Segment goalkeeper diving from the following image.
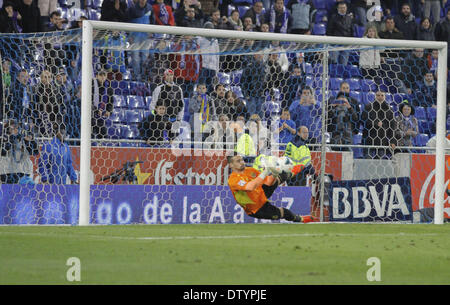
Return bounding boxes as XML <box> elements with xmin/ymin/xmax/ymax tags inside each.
<box><xmin>227</xmin><ymin>154</ymin><xmax>316</xmax><ymax>223</ymax></box>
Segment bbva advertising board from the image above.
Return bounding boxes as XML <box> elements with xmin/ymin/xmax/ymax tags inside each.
<box><xmin>329</xmin><ymin>177</ymin><xmax>413</xmax><ymax>222</ymax></box>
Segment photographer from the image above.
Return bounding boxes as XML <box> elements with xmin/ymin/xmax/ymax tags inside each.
<box><xmin>0</xmin><ymin>120</ymin><xmax>38</xmax><ymax>184</ymax></box>
<box><xmin>327</xmin><ymin>92</ymin><xmax>358</xmax><ymax>151</ymax></box>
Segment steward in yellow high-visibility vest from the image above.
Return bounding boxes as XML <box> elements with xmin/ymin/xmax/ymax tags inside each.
<box><xmin>284</xmin><ymin>126</ymin><xmax>316</xmax><ymax>186</ymax></box>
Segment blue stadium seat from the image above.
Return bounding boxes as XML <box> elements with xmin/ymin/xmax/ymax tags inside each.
<box><xmin>315</xmin><ymin>9</ymin><xmax>328</xmax><ymax>22</ymax></box>
<box><xmin>329</xmin><ymin>64</ymin><xmax>346</xmax><ymax>78</ymax></box>
<box><xmin>109</xmin><ymin>109</ymin><xmax>126</xmax><ymax>124</ymax></box>
<box><xmin>237</xmin><ymin>6</ymin><xmax>250</xmax><ymax>18</ymax></box>
<box><xmin>231</xmin><ymin>86</ymin><xmax>244</xmax><ymax>98</ymax></box>
<box><xmin>354</xmin><ymin>25</ymin><xmax>365</xmax><ymax>38</ymax></box>
<box><xmin>112</xmin><ymin>95</ymin><xmax>128</xmax><ymax>108</ymax></box>
<box><xmin>361</xmin><ymin>79</ymin><xmax>377</xmax><ymax>92</ymax></box>
<box><xmin>217</xmin><ymin>72</ymin><xmax>231</xmax><ymax>85</ymax></box>
<box><xmin>125</xmin><ymin>110</ymin><xmax>143</xmax><ymax>125</ymax></box>
<box><xmin>227</xmin><ymin>4</ymin><xmax>236</xmax><ymax>17</ymax></box>
<box><xmin>362</xmin><ymin>92</ymin><xmax>375</xmax><ymax>107</ymax></box>
<box><xmin>349</xmin><ymin>91</ymin><xmax>361</xmax><ymax>103</ymax></box>
<box><xmin>348</xmin><ymin>65</ymin><xmax>362</xmax><ymax>78</ymax></box>
<box><xmin>418</xmin><ymin>120</ymin><xmax>430</xmax><ymax>134</ymax></box>
<box><xmin>312</xmin><ymin>23</ymin><xmax>326</xmax><ymax>35</ymax></box>
<box><xmin>305</xmin><ymin>75</ymin><xmax>314</xmax><ymax>87</ymax></box>
<box><xmin>393</xmin><ymin>93</ymin><xmax>409</xmax><ymax>105</ymax></box>
<box><xmin>107</xmin><ymin>124</ymin><xmax>125</xmax><ymax>139</ymax></box>
<box><xmin>145</xmin><ymin>97</ymin><xmax>152</xmax><ymax>109</ymax></box>
<box><xmin>346</xmin><ymin>78</ymin><xmax>361</xmax><ymax>91</ymax></box>
<box><xmin>231</xmin><ymin>70</ymin><xmax>242</xmax><ymax>85</ymax></box>
<box><xmin>122</xmin><ymin>125</ymin><xmax>141</xmax><ymax>140</ymax></box>
<box><xmin>352</xmin><ymin>133</ymin><xmax>363</xmax><ymax>159</ymax></box>
<box><xmin>414</xmin><ymin>133</ymin><xmax>429</xmax><ymax>147</ymax></box>
<box><xmin>127</xmin><ymin>95</ymin><xmax>146</xmax><ymax>109</ymax></box>
<box><xmin>129</xmin><ymin>81</ymin><xmax>151</xmax><ymax>96</ymax></box>
<box><xmin>426</xmin><ymin>107</ymin><xmax>437</xmax><ymax>121</ymax></box>
<box><xmin>313</xmin><ymin>64</ymin><xmax>323</xmax><ymax>75</ymax></box>
<box><xmin>313</xmin><ymin>0</ymin><xmax>327</xmax><ymax>9</ymax></box>
<box><xmin>330</xmin><ymin>77</ymin><xmax>343</xmax><ymax>90</ymax></box>
<box><xmin>87</xmin><ymin>8</ymin><xmax>101</xmax><ymax>20</ymax></box>
<box><xmin>415</xmin><ymin>106</ymin><xmax>426</xmax><ymax>120</ymax></box>
<box><xmin>385</xmin><ymin>93</ymin><xmax>393</xmax><ymax>104</ymax></box>
<box><xmin>304</xmin><ymin>63</ymin><xmax>313</xmax><ymax>75</ymax></box>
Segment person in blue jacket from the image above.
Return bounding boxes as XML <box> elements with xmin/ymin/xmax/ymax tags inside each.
<box><xmin>38</xmin><ymin>125</ymin><xmax>78</xmax><ymax>184</ymax></box>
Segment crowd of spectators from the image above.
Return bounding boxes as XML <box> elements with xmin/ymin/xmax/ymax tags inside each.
<box><xmin>0</xmin><ymin>0</ymin><xmax>449</xmax><ymax>165</ymax></box>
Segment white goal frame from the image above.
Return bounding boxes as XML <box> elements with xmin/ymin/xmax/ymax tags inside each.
<box><xmin>80</xmin><ymin>20</ymin><xmax>448</xmax><ymax>225</ymax></box>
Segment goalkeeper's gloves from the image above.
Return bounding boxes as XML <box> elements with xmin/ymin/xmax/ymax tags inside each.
<box><xmin>291</xmin><ymin>164</ymin><xmax>305</xmax><ymax>176</ymax></box>
<box><xmin>258</xmin><ymin>168</ymin><xmax>271</xmax><ymax>180</ymax></box>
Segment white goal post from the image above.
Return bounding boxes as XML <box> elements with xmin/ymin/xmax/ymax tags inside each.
<box><xmin>80</xmin><ymin>20</ymin><xmax>448</xmax><ymax>225</ymax></box>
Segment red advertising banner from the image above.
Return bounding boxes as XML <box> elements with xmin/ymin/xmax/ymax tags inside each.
<box><xmin>30</xmin><ymin>147</ymin><xmax>343</xmax><ymax>185</ymax></box>
<box><xmin>410</xmin><ymin>154</ymin><xmax>450</xmax><ymax>218</ymax></box>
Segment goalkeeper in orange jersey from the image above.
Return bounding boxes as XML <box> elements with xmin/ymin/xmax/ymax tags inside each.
<box><xmin>227</xmin><ymin>154</ymin><xmax>316</xmax><ymax>223</ymax></box>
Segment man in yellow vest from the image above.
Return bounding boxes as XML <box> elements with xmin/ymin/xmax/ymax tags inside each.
<box><xmin>284</xmin><ymin>125</ymin><xmax>316</xmax><ymax>186</ymax></box>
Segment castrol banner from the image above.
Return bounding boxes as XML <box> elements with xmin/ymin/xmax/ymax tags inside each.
<box><xmin>410</xmin><ymin>154</ymin><xmax>450</xmax><ymax>218</ymax></box>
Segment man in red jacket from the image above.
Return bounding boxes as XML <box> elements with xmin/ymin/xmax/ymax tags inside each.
<box><xmin>152</xmin><ymin>0</ymin><xmax>175</xmax><ymax>26</ymax></box>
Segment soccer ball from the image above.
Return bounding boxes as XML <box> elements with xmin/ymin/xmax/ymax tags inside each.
<box><xmin>267</xmin><ymin>157</ymin><xmax>294</xmax><ymax>177</ymax></box>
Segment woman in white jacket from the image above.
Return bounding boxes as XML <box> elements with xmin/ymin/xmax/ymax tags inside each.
<box><xmin>359</xmin><ymin>26</ymin><xmax>382</xmax><ymax>79</ymax></box>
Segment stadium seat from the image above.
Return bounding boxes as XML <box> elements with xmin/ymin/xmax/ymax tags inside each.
<box><xmin>217</xmin><ymin>72</ymin><xmax>231</xmax><ymax>85</ymax></box>
<box><xmin>227</xmin><ymin>4</ymin><xmax>236</xmax><ymax>17</ymax></box>
<box><xmin>125</xmin><ymin>110</ymin><xmax>143</xmax><ymax>125</ymax></box>
<box><xmin>312</xmin><ymin>23</ymin><xmax>326</xmax><ymax>35</ymax></box>
<box><xmin>304</xmin><ymin>63</ymin><xmax>313</xmax><ymax>75</ymax></box>
<box><xmin>127</xmin><ymin>95</ymin><xmax>146</xmax><ymax>109</ymax></box>
<box><xmin>315</xmin><ymin>9</ymin><xmax>328</xmax><ymax>22</ymax></box>
<box><xmin>231</xmin><ymin>86</ymin><xmax>244</xmax><ymax>98</ymax></box>
<box><xmin>418</xmin><ymin>120</ymin><xmax>430</xmax><ymax>134</ymax></box>
<box><xmin>352</xmin><ymin>133</ymin><xmax>364</xmax><ymax>159</ymax></box>
<box><xmin>313</xmin><ymin>0</ymin><xmax>327</xmax><ymax>9</ymax></box>
<box><xmin>231</xmin><ymin>70</ymin><xmax>242</xmax><ymax>85</ymax></box>
<box><xmin>362</xmin><ymin>92</ymin><xmax>375</xmax><ymax>107</ymax></box>
<box><xmin>109</xmin><ymin>109</ymin><xmax>126</xmax><ymax>124</ymax></box>
<box><xmin>346</xmin><ymin>78</ymin><xmax>361</xmax><ymax>91</ymax></box>
<box><xmin>113</xmin><ymin>95</ymin><xmax>128</xmax><ymax>108</ymax></box>
<box><xmin>122</xmin><ymin>125</ymin><xmax>141</xmax><ymax>140</ymax></box>
<box><xmin>426</xmin><ymin>107</ymin><xmax>437</xmax><ymax>121</ymax></box>
<box><xmin>87</xmin><ymin>8</ymin><xmax>101</xmax><ymax>20</ymax></box>
<box><xmin>393</xmin><ymin>93</ymin><xmax>409</xmax><ymax>105</ymax></box>
<box><xmin>312</xmin><ymin>64</ymin><xmax>323</xmax><ymax>75</ymax></box>
<box><xmin>415</xmin><ymin>106</ymin><xmax>426</xmax><ymax>120</ymax></box>
<box><xmin>305</xmin><ymin>75</ymin><xmax>314</xmax><ymax>87</ymax></box>
<box><xmin>385</xmin><ymin>93</ymin><xmax>393</xmax><ymax>104</ymax></box>
<box><xmin>330</xmin><ymin>77</ymin><xmax>343</xmax><ymax>90</ymax></box>
<box><xmin>107</xmin><ymin>124</ymin><xmax>124</xmax><ymax>139</ymax></box>
<box><xmin>347</xmin><ymin>65</ymin><xmax>362</xmax><ymax>78</ymax></box>
<box><xmin>349</xmin><ymin>91</ymin><xmax>361</xmax><ymax>103</ymax></box>
<box><xmin>237</xmin><ymin>6</ymin><xmax>250</xmax><ymax>18</ymax></box>
<box><xmin>354</xmin><ymin>25</ymin><xmax>365</xmax><ymax>38</ymax></box>
<box><xmin>415</xmin><ymin>133</ymin><xmax>429</xmax><ymax>147</ymax></box>
<box><xmin>361</xmin><ymin>79</ymin><xmax>377</xmax><ymax>92</ymax></box>
<box><xmin>329</xmin><ymin>64</ymin><xmax>346</xmax><ymax>78</ymax></box>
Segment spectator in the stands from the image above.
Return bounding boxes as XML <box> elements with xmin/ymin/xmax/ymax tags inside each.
<box><xmin>326</xmin><ymin>1</ymin><xmax>354</xmax><ymax>65</ymax></box>
<box><xmin>150</xmin><ymin>68</ymin><xmax>184</xmax><ymax>122</ymax></box>
<box><xmin>55</xmin><ymin>67</ymin><xmax>74</xmax><ymax>107</ymax></box>
<box><xmin>242</xmin><ymin>1</ymin><xmax>267</xmax><ymax>32</ymax></box>
<box><xmin>241</xmin><ymin>53</ymin><xmax>266</xmax><ymax>118</ymax></box>
<box><xmin>145</xmin><ymin>40</ymin><xmax>171</xmax><ymax>91</ymax></box>
<box><xmin>128</xmin><ymin>0</ymin><xmax>153</xmax><ymax>82</ymax></box>
<box><xmin>264</xmin><ymin>52</ymin><xmax>289</xmax><ymax>99</ymax></box>
<box><xmin>361</xmin><ymin>90</ymin><xmax>397</xmax><ymax>159</ymax></box>
<box><xmin>0</xmin><ymin>1</ymin><xmax>23</xmax><ymax>33</ymax></box>
<box><xmin>359</xmin><ymin>26</ymin><xmax>381</xmax><ymax>79</ymax></box>
<box><xmin>394</xmin><ymin>100</ymin><xmax>418</xmax><ymax>153</ymax></box>
<box><xmin>289</xmin><ymin>86</ymin><xmax>321</xmax><ymax>142</ymax></box>
<box><xmin>434</xmin><ymin>8</ymin><xmax>450</xmax><ymax>69</ymax></box>
<box><xmin>287</xmin><ymin>0</ymin><xmax>315</xmax><ymax>34</ymax></box>
<box><xmin>334</xmin><ymin>81</ymin><xmax>360</xmax><ymax>135</ymax></box>
<box><xmin>152</xmin><ymin>0</ymin><xmax>175</xmax><ymax>26</ymax></box>
<box><xmin>393</xmin><ymin>3</ymin><xmax>417</xmax><ymax>41</ymax></box>
<box><xmin>273</xmin><ymin>108</ymin><xmax>296</xmax><ymax>146</ymax></box>
<box><xmin>35</xmin><ymin>69</ymin><xmax>66</xmax><ymax>137</ymax></box>
<box><xmin>210</xmin><ymin>83</ymin><xmax>228</xmax><ymax>118</ymax></box>
<box><xmin>209</xmin><ymin>8</ymin><xmax>234</xmax><ymax>30</ymax></box>
<box><xmin>423</xmin><ymin>0</ymin><xmax>442</xmax><ymax>25</ymax></box>
<box><xmin>7</xmin><ymin>69</ymin><xmax>32</xmax><ymax>123</ymax></box>
<box><xmin>267</xmin><ymin>0</ymin><xmax>290</xmax><ymax>34</ymax></box>
<box><xmin>379</xmin><ymin>16</ymin><xmax>404</xmax><ymax>40</ymax></box>
<box><xmin>223</xmin><ymin>90</ymin><xmax>248</xmax><ymax>121</ymax></box>
<box><xmin>197</xmin><ymin>21</ymin><xmax>220</xmax><ymax>93</ymax></box>
<box><xmin>413</xmin><ymin>71</ymin><xmax>437</xmax><ymax>108</ymax></box>
<box><xmin>70</xmin><ymin>15</ymin><xmax>88</xmax><ymax>29</ymax></box>
<box><xmin>17</xmin><ymin>0</ymin><xmax>41</xmax><ymax>33</ymax></box>
<box><xmin>100</xmin><ymin>0</ymin><xmax>129</xmax><ymax>23</ymax></box>
<box><xmin>351</xmin><ymin>0</ymin><xmax>370</xmax><ymax>27</ymax></box>
<box><xmin>197</xmin><ymin>0</ymin><xmax>219</xmax><ymax>17</ymax></box>
<box><xmin>37</xmin><ymin>0</ymin><xmax>57</xmax><ymax>28</ymax></box>
<box><xmin>416</xmin><ymin>17</ymin><xmax>435</xmax><ymax>41</ymax></box>
<box><xmin>188</xmin><ymin>82</ymin><xmax>216</xmax><ymax>130</ymax></box>
<box><xmin>284</xmin><ymin>65</ymin><xmax>305</xmax><ymax>109</ymax></box>
<box><xmin>226</xmin><ymin>9</ymin><xmax>240</xmax><ymax>29</ymax></box>
<box><xmin>170</xmin><ymin>35</ymin><xmax>201</xmax><ymax>98</ymax></box>
<box><xmin>175</xmin><ymin>0</ymin><xmax>204</xmax><ymax>27</ymax></box>
<box><xmin>326</xmin><ymin>92</ymin><xmax>356</xmax><ymax>151</ymax></box>
<box><xmin>426</xmin><ymin>49</ymin><xmax>439</xmax><ymax>75</ymax></box>
<box><xmin>242</xmin><ymin>16</ymin><xmax>255</xmax><ymax>31</ymax></box>
<box><xmin>401</xmin><ymin>48</ymin><xmax>429</xmax><ymax>94</ymax></box>
<box><xmin>139</xmin><ymin>101</ymin><xmax>175</xmax><ymax>146</ymax></box>
<box><xmin>92</xmin><ymin>70</ymin><xmax>114</xmax><ymax>139</ymax></box>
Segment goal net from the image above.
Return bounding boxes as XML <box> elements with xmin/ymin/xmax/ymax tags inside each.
<box><xmin>0</xmin><ymin>23</ymin><xmax>447</xmax><ymax>225</ymax></box>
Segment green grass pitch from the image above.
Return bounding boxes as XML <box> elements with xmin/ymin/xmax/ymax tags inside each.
<box><xmin>1</xmin><ymin>223</ymin><xmax>449</xmax><ymax>285</ymax></box>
